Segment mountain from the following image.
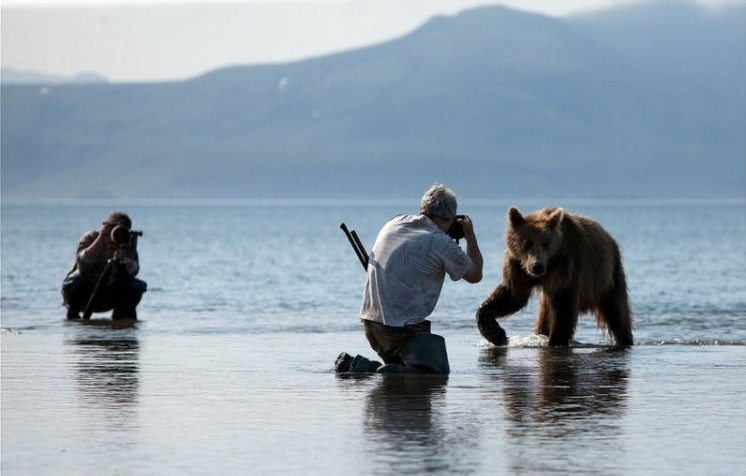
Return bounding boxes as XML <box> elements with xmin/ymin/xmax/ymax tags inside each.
<box><xmin>1</xmin><ymin>3</ymin><xmax>743</xmax><ymax>201</ymax></box>
<box><xmin>568</xmin><ymin>1</ymin><xmax>745</xmax><ymax>106</ymax></box>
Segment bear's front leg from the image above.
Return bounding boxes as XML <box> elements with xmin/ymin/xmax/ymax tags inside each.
<box><xmin>546</xmin><ymin>288</ymin><xmax>580</xmax><ymax>347</ymax></box>
<box><xmin>479</xmin><ymin>259</ymin><xmax>534</xmax><ymax>318</ymax></box>
<box><xmin>476</xmin><ymin>292</ymin><xmax>510</xmax><ymax>346</ymax></box>
<box><xmin>477</xmin><ymin>264</ymin><xmax>534</xmax><ymax>346</ymax></box>
<box><xmin>477</xmin><ymin>284</ymin><xmax>531</xmax><ymax>346</ymax></box>
<box><xmin>479</xmin><ymin>283</ymin><xmax>532</xmax><ymax>318</ymax></box>
<box><xmin>535</xmin><ymin>291</ymin><xmax>552</xmax><ymax>337</ymax></box>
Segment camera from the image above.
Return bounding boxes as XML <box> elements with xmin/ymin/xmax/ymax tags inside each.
<box><xmin>111</xmin><ymin>225</ymin><xmax>143</xmax><ymax>249</ymax></box>
<box><xmin>447</xmin><ymin>215</ymin><xmax>466</xmax><ymax>241</ymax></box>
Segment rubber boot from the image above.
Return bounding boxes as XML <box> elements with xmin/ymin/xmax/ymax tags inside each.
<box><xmin>377</xmin><ymin>363</ymin><xmax>422</xmax><ymax>374</ymax></box>
<box><xmin>334</xmin><ymin>352</ymin><xmax>382</xmax><ymax>373</ymax></box>
<box><xmin>394</xmin><ymin>334</ymin><xmax>451</xmax><ymax>375</ymax></box>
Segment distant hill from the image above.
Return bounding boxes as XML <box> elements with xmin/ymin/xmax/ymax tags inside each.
<box><xmin>1</xmin><ymin>66</ymin><xmax>109</xmax><ymax>85</ymax></box>
<box><xmin>1</xmin><ymin>3</ymin><xmax>743</xmax><ymax>201</ymax></box>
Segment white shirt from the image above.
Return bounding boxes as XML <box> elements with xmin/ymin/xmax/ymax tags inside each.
<box><xmin>359</xmin><ymin>214</ymin><xmax>473</xmax><ymax>327</ymax></box>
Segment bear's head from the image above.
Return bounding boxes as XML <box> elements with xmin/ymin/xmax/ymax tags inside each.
<box><xmin>505</xmin><ymin>207</ymin><xmax>564</xmax><ymax>278</ymax></box>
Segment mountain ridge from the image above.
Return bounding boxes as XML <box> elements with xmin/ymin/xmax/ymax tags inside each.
<box><xmin>1</xmin><ymin>3</ymin><xmax>743</xmax><ymax>200</ymax></box>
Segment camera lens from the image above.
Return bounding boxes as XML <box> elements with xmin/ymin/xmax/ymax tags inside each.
<box><xmin>110</xmin><ymin>225</ymin><xmax>130</xmax><ymax>245</ymax></box>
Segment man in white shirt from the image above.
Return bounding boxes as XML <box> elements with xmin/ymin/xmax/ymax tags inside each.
<box><xmin>337</xmin><ymin>183</ymin><xmax>483</xmax><ymax>374</ymax></box>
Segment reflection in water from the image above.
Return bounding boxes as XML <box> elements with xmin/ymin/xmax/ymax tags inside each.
<box><xmin>67</xmin><ymin>329</ymin><xmax>140</xmax><ymax>447</ymax></box>
<box><xmin>362</xmin><ymin>374</ymin><xmax>479</xmax><ymax>475</ymax></box>
<box><xmin>480</xmin><ymin>347</ymin><xmax>631</xmax><ymax>474</ymax></box>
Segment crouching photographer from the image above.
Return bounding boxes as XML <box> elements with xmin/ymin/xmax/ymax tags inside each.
<box><xmin>62</xmin><ymin>211</ymin><xmax>147</xmax><ymax>321</ymax></box>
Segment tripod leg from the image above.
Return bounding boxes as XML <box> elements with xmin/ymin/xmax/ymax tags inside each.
<box><xmin>82</xmin><ymin>260</ymin><xmax>113</xmax><ymax>320</ymax></box>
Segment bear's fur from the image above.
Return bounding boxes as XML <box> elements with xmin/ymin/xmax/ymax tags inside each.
<box><xmin>477</xmin><ymin>207</ymin><xmax>633</xmax><ymax>347</ymax></box>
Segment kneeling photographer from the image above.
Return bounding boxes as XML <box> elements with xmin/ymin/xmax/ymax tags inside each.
<box><xmin>336</xmin><ymin>183</ymin><xmax>483</xmax><ymax>374</ymax></box>
<box><xmin>62</xmin><ymin>211</ymin><xmax>147</xmax><ymax>320</ymax></box>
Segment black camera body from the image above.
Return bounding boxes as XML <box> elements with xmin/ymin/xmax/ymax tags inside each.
<box><xmin>447</xmin><ymin>215</ymin><xmax>466</xmax><ymax>241</ymax></box>
<box><xmin>111</xmin><ymin>225</ymin><xmax>143</xmax><ymax>250</ymax></box>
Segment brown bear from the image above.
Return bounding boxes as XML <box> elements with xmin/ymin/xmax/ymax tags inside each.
<box><xmin>477</xmin><ymin>207</ymin><xmax>633</xmax><ymax>347</ymax></box>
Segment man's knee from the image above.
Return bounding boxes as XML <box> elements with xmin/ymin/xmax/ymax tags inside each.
<box><xmin>399</xmin><ymin>334</ymin><xmax>450</xmax><ymax>375</ymax></box>
<box><xmin>61</xmin><ymin>272</ymin><xmax>91</xmax><ymax>308</ymax></box>
<box><xmin>111</xmin><ymin>278</ymin><xmax>146</xmax><ymax>317</ymax></box>
<box><xmin>128</xmin><ymin>278</ymin><xmax>147</xmax><ymax>303</ymax></box>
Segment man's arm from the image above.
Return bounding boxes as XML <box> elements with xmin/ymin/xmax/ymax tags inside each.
<box><xmin>116</xmin><ymin>249</ymin><xmax>140</xmax><ymax>276</ymax></box>
<box><xmin>76</xmin><ymin>230</ymin><xmax>104</xmax><ymax>275</ymax></box>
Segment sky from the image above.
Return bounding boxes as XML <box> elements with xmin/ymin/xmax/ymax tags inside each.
<box><xmin>0</xmin><ymin>0</ymin><xmax>730</xmax><ymax>83</ymax></box>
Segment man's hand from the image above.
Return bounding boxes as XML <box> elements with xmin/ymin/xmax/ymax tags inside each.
<box><xmin>460</xmin><ymin>215</ymin><xmax>483</xmax><ymax>283</ymax></box>
<box><xmin>459</xmin><ymin>215</ymin><xmax>475</xmax><ymax>240</ymax></box>
<box><xmin>97</xmin><ymin>221</ymin><xmax>115</xmax><ymax>244</ymax></box>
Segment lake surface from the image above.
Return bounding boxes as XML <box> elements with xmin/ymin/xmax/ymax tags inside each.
<box><xmin>2</xmin><ymin>199</ymin><xmax>745</xmax><ymax>475</ymax></box>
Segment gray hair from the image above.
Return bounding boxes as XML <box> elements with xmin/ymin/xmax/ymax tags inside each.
<box><xmin>419</xmin><ymin>183</ymin><xmax>458</xmax><ymax>220</ymax></box>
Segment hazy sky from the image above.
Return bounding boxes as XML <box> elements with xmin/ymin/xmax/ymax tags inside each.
<box><xmin>0</xmin><ymin>0</ymin><xmax>728</xmax><ymax>82</ymax></box>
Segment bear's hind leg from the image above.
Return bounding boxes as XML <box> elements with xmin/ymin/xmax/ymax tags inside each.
<box><xmin>599</xmin><ymin>258</ymin><xmax>634</xmax><ymax>346</ymax></box>
<box><xmin>598</xmin><ymin>290</ymin><xmax>634</xmax><ymax>346</ymax></box>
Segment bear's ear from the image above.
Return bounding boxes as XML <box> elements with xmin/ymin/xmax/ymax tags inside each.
<box><xmin>508</xmin><ymin>207</ymin><xmax>524</xmax><ymax>227</ymax></box>
<box><xmin>547</xmin><ymin>208</ymin><xmax>564</xmax><ymax>228</ymax></box>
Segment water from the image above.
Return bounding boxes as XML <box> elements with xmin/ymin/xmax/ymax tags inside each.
<box><xmin>2</xmin><ymin>199</ymin><xmax>745</xmax><ymax>475</ymax></box>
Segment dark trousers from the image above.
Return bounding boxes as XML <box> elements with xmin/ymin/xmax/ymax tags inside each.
<box><xmin>62</xmin><ymin>265</ymin><xmax>146</xmax><ymax>320</ymax></box>
<box><xmin>362</xmin><ymin>320</ymin><xmax>450</xmax><ymax>374</ymax></box>
<box><xmin>363</xmin><ymin>319</ymin><xmax>432</xmax><ymax>364</ymax></box>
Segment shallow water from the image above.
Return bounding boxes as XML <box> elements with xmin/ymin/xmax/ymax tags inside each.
<box><xmin>3</xmin><ymin>330</ymin><xmax>744</xmax><ymax>475</ymax></box>
<box><xmin>2</xmin><ymin>200</ymin><xmax>745</xmax><ymax>475</ymax></box>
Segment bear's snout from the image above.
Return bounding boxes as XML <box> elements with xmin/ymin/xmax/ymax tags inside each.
<box><xmin>529</xmin><ymin>262</ymin><xmax>545</xmax><ymax>277</ymax></box>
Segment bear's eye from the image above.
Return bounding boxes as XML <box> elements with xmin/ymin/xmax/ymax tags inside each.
<box><xmin>542</xmin><ymin>241</ymin><xmax>550</xmax><ymax>249</ymax></box>
<box><xmin>524</xmin><ymin>240</ymin><xmax>533</xmax><ymax>249</ymax></box>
